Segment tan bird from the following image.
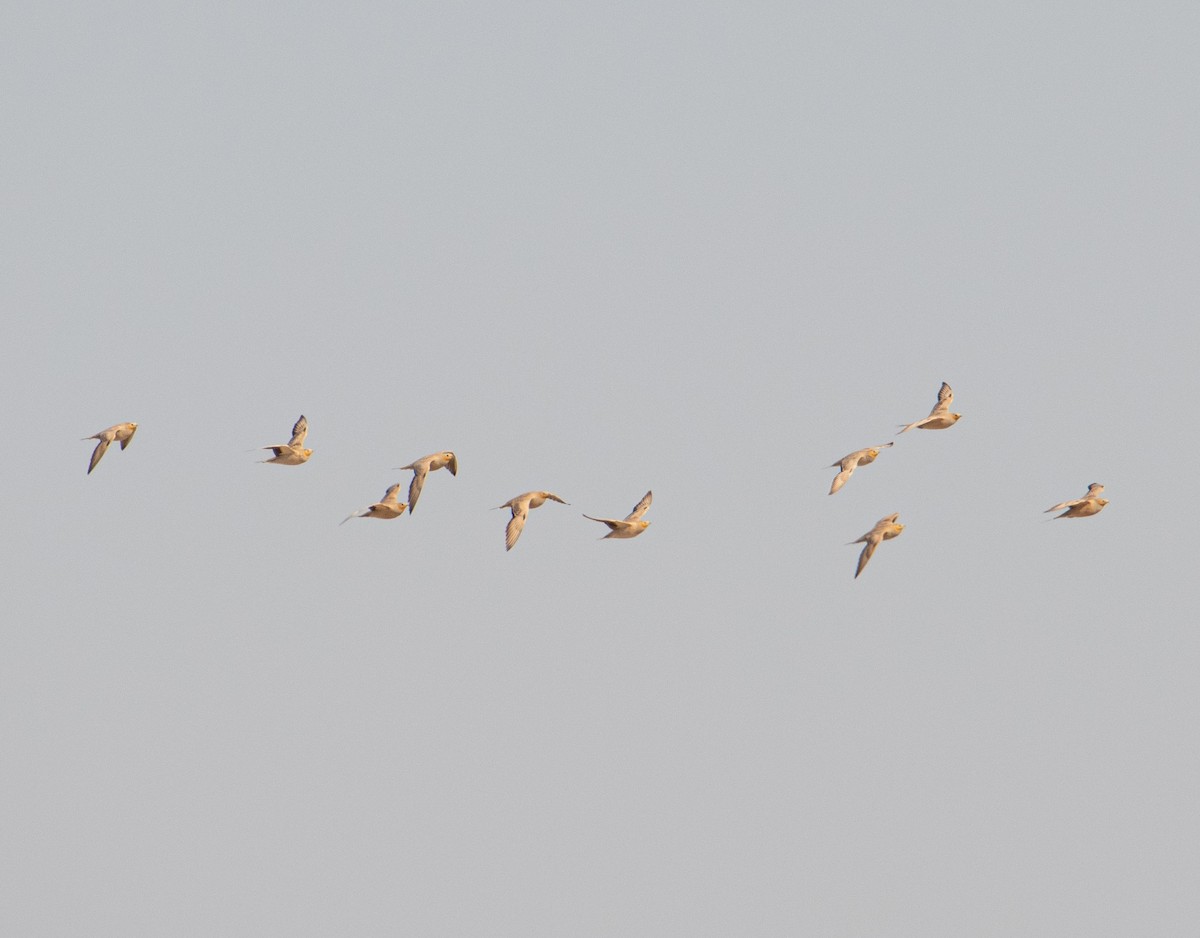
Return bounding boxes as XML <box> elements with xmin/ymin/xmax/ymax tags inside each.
<box><xmin>829</xmin><ymin>443</ymin><xmax>893</xmax><ymax>495</ymax></box>
<box><xmin>583</xmin><ymin>491</ymin><xmax>653</xmax><ymax>539</ymax></box>
<box><xmin>393</xmin><ymin>451</ymin><xmax>458</xmax><ymax>513</ymax></box>
<box><xmin>1045</xmin><ymin>483</ymin><xmax>1109</xmax><ymax>519</ymax></box>
<box><xmin>898</xmin><ymin>381</ymin><xmax>962</xmax><ymax>433</ymax></box>
<box><xmin>83</xmin><ymin>422</ymin><xmax>138</xmax><ymax>475</ymax></box>
<box><xmin>850</xmin><ymin>512</ymin><xmax>904</xmax><ymax>578</ymax></box>
<box><xmin>260</xmin><ymin>415</ymin><xmax>312</xmax><ymax>465</ymax></box>
<box><xmin>341</xmin><ymin>483</ymin><xmax>407</xmax><ymax>524</ymax></box>
<box><xmin>495</xmin><ymin>491</ymin><xmax>569</xmax><ymax>551</ymax></box>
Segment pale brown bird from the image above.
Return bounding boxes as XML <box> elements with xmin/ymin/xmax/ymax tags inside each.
<box><xmin>393</xmin><ymin>451</ymin><xmax>458</xmax><ymax>513</ymax></box>
<box><xmin>583</xmin><ymin>491</ymin><xmax>653</xmax><ymax>539</ymax></box>
<box><xmin>850</xmin><ymin>512</ymin><xmax>904</xmax><ymax>578</ymax></box>
<box><xmin>898</xmin><ymin>381</ymin><xmax>962</xmax><ymax>433</ymax></box>
<box><xmin>495</xmin><ymin>491</ymin><xmax>568</xmax><ymax>551</ymax></box>
<box><xmin>341</xmin><ymin>483</ymin><xmax>407</xmax><ymax>524</ymax></box>
<box><xmin>260</xmin><ymin>415</ymin><xmax>312</xmax><ymax>465</ymax></box>
<box><xmin>1045</xmin><ymin>483</ymin><xmax>1109</xmax><ymax>519</ymax></box>
<box><xmin>83</xmin><ymin>422</ymin><xmax>138</xmax><ymax>475</ymax></box>
<box><xmin>829</xmin><ymin>443</ymin><xmax>893</xmax><ymax>495</ymax></box>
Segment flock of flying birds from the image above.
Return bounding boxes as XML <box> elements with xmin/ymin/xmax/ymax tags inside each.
<box><xmin>82</xmin><ymin>414</ymin><xmax>652</xmax><ymax>552</ymax></box>
<box><xmin>827</xmin><ymin>380</ymin><xmax>1108</xmax><ymax>577</ymax></box>
<box><xmin>81</xmin><ymin>380</ymin><xmax>1108</xmax><ymax>570</ymax></box>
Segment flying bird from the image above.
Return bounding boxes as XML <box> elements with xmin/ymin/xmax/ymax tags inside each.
<box><xmin>260</xmin><ymin>415</ymin><xmax>312</xmax><ymax>465</ymax></box>
<box><xmin>1045</xmin><ymin>483</ymin><xmax>1109</xmax><ymax>519</ymax></box>
<box><xmin>83</xmin><ymin>422</ymin><xmax>138</xmax><ymax>474</ymax></box>
<box><xmin>341</xmin><ymin>483</ymin><xmax>407</xmax><ymax>524</ymax></box>
<box><xmin>393</xmin><ymin>451</ymin><xmax>458</xmax><ymax>513</ymax></box>
<box><xmin>898</xmin><ymin>381</ymin><xmax>962</xmax><ymax>433</ymax></box>
<box><xmin>495</xmin><ymin>491</ymin><xmax>568</xmax><ymax>551</ymax></box>
<box><xmin>583</xmin><ymin>491</ymin><xmax>653</xmax><ymax>539</ymax></box>
<box><xmin>828</xmin><ymin>443</ymin><xmax>893</xmax><ymax>495</ymax></box>
<box><xmin>850</xmin><ymin>512</ymin><xmax>904</xmax><ymax>578</ymax></box>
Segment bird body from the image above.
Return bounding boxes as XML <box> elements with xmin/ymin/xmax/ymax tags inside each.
<box><xmin>898</xmin><ymin>381</ymin><xmax>962</xmax><ymax>433</ymax></box>
<box><xmin>1046</xmin><ymin>483</ymin><xmax>1108</xmax><ymax>519</ymax></box>
<box><xmin>828</xmin><ymin>443</ymin><xmax>893</xmax><ymax>494</ymax></box>
<box><xmin>393</xmin><ymin>451</ymin><xmax>458</xmax><ymax>513</ymax></box>
<box><xmin>496</xmin><ymin>490</ymin><xmax>568</xmax><ymax>550</ymax></box>
<box><xmin>850</xmin><ymin>512</ymin><xmax>904</xmax><ymax>578</ymax></box>
<box><xmin>261</xmin><ymin>415</ymin><xmax>312</xmax><ymax>465</ymax></box>
<box><xmin>583</xmin><ymin>491</ymin><xmax>652</xmax><ymax>538</ymax></box>
<box><xmin>83</xmin><ymin>422</ymin><xmax>138</xmax><ymax>474</ymax></box>
<box><xmin>341</xmin><ymin>483</ymin><xmax>407</xmax><ymax>524</ymax></box>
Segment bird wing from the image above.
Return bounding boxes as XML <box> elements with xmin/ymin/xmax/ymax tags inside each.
<box><xmin>87</xmin><ymin>438</ymin><xmax>111</xmax><ymax>474</ymax></box>
<box><xmin>289</xmin><ymin>415</ymin><xmax>308</xmax><ymax>447</ymax></box>
<box><xmin>625</xmin><ymin>491</ymin><xmax>653</xmax><ymax>521</ymax></box>
<box><xmin>505</xmin><ymin>503</ymin><xmax>529</xmax><ymax>551</ymax></box>
<box><xmin>829</xmin><ymin>466</ymin><xmax>854</xmax><ymax>494</ymax></box>
<box><xmin>118</xmin><ymin>424</ymin><xmax>137</xmax><ymax>449</ymax></box>
<box><xmin>855</xmin><ymin>538</ymin><xmax>878</xmax><ymax>578</ymax></box>
<box><xmin>929</xmin><ymin>382</ymin><xmax>953</xmax><ymax>415</ymax></box>
<box><xmin>382</xmin><ymin>483</ymin><xmax>403</xmax><ymax>506</ymax></box>
<box><xmin>407</xmin><ymin>465</ymin><xmax>429</xmax><ymax>512</ymax></box>
<box><xmin>445</xmin><ymin>453</ymin><xmax>459</xmax><ymax>476</ymax></box>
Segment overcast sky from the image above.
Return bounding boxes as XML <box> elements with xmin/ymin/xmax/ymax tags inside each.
<box><xmin>4</xmin><ymin>2</ymin><xmax>1200</xmax><ymax>935</ymax></box>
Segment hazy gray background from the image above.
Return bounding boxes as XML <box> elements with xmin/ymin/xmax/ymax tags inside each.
<box><xmin>3</xmin><ymin>2</ymin><xmax>1198</xmax><ymax>934</ymax></box>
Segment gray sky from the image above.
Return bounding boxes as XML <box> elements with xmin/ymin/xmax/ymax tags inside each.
<box><xmin>3</xmin><ymin>2</ymin><xmax>1199</xmax><ymax>935</ymax></box>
